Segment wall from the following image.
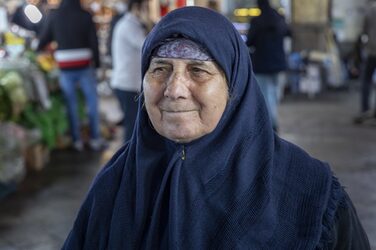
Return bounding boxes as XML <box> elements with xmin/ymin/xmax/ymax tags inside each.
<box><xmin>332</xmin><ymin>0</ymin><xmax>366</xmax><ymax>43</ymax></box>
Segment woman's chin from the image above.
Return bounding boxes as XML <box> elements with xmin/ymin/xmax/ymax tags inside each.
<box><xmin>162</xmin><ymin>128</ymin><xmax>202</xmax><ymax>144</ymax></box>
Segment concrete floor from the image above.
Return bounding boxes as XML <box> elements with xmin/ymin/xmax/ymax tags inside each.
<box><xmin>279</xmin><ymin>87</ymin><xmax>376</xmax><ymax>249</ymax></box>
<box><xmin>0</xmin><ymin>85</ymin><xmax>375</xmax><ymax>249</ymax></box>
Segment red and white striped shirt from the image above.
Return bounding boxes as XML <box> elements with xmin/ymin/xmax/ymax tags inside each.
<box><xmin>54</xmin><ymin>48</ymin><xmax>92</xmax><ymax>69</ymax></box>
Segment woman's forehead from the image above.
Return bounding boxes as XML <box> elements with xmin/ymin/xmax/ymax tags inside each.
<box><xmin>149</xmin><ymin>57</ymin><xmax>222</xmax><ymax>71</ymax></box>
<box><xmin>150</xmin><ymin>57</ymin><xmax>210</xmax><ymax>65</ymax></box>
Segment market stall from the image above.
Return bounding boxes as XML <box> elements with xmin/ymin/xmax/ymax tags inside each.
<box><xmin>0</xmin><ymin>0</ymin><xmax>124</xmax><ymax>199</ymax></box>
<box><xmin>0</xmin><ymin>0</ymin><xmax>75</xmax><ymax>198</ymax></box>
<box><xmin>0</xmin><ymin>24</ymin><xmax>66</xmax><ymax>193</ymax></box>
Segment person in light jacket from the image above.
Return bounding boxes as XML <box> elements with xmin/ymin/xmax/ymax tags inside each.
<box><xmin>110</xmin><ymin>0</ymin><xmax>153</xmax><ymax>142</ymax></box>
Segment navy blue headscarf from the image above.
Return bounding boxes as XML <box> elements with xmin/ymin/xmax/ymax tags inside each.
<box><xmin>62</xmin><ymin>7</ymin><xmax>341</xmax><ymax>249</ymax></box>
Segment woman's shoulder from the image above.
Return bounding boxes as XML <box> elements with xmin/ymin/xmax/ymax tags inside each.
<box><xmin>276</xmin><ymin>138</ymin><xmax>370</xmax><ymax>248</ymax></box>
<box><xmin>318</xmin><ymin>177</ymin><xmax>370</xmax><ymax>249</ymax></box>
<box><xmin>276</xmin><ymin>137</ymin><xmax>332</xmax><ymax>184</ymax></box>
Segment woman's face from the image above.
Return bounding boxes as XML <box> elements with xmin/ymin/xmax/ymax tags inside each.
<box><xmin>144</xmin><ymin>57</ymin><xmax>228</xmax><ymax>143</ymax></box>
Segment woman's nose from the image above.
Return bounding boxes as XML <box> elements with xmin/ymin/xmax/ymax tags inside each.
<box><xmin>164</xmin><ymin>72</ymin><xmax>190</xmax><ymax>99</ymax></box>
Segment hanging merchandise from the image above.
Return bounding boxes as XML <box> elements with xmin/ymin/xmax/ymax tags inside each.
<box><xmin>0</xmin><ymin>50</ymin><xmax>63</xmax><ymax>149</ymax></box>
<box><xmin>159</xmin><ymin>0</ymin><xmax>186</xmax><ymax>16</ymax></box>
<box><xmin>299</xmin><ymin>63</ymin><xmax>322</xmax><ymax>99</ymax></box>
<box><xmin>160</xmin><ymin>0</ymin><xmax>170</xmax><ymax>16</ymax></box>
<box><xmin>36</xmin><ymin>53</ymin><xmax>56</xmax><ymax>73</ymax></box>
<box><xmin>20</xmin><ymin>93</ymin><xmax>68</xmax><ymax>149</ymax></box>
<box><xmin>0</xmin><ymin>83</ymin><xmax>11</xmax><ymax>121</ymax></box>
<box><xmin>0</xmin><ymin>6</ymin><xmax>8</xmax><ymax>32</ymax></box>
<box><xmin>3</xmin><ymin>31</ymin><xmax>26</xmax><ymax>58</ymax></box>
<box><xmin>0</xmin><ymin>122</ymin><xmax>27</xmax><ymax>199</ymax></box>
<box><xmin>0</xmin><ymin>68</ymin><xmax>28</xmax><ymax>120</ymax></box>
<box><xmin>323</xmin><ymin>30</ymin><xmax>345</xmax><ymax>88</ymax></box>
<box><xmin>176</xmin><ymin>0</ymin><xmax>186</xmax><ymax>8</ymax></box>
<box><xmin>29</xmin><ymin>66</ymin><xmax>52</xmax><ymax>109</ymax></box>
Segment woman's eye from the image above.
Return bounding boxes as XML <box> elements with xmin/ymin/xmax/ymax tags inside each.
<box><xmin>190</xmin><ymin>67</ymin><xmax>211</xmax><ymax>80</ymax></box>
<box><xmin>149</xmin><ymin>67</ymin><xmax>170</xmax><ymax>78</ymax></box>
<box><xmin>153</xmin><ymin>67</ymin><xmax>166</xmax><ymax>73</ymax></box>
<box><xmin>191</xmin><ymin>67</ymin><xmax>206</xmax><ymax>75</ymax></box>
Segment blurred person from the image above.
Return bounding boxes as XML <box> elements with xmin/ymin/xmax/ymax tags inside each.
<box><xmin>110</xmin><ymin>0</ymin><xmax>153</xmax><ymax>142</ymax></box>
<box><xmin>11</xmin><ymin>0</ymin><xmax>46</xmax><ymax>35</ymax></box>
<box><xmin>105</xmin><ymin>1</ymin><xmax>127</xmax><ymax>126</ymax></box>
<box><xmin>207</xmin><ymin>0</ymin><xmax>219</xmax><ymax>11</ymax></box>
<box><xmin>345</xmin><ymin>34</ymin><xmax>364</xmax><ymax>80</ymax></box>
<box><xmin>246</xmin><ymin>0</ymin><xmax>290</xmax><ymax>132</ymax></box>
<box><xmin>107</xmin><ymin>1</ymin><xmax>127</xmax><ymax>58</ymax></box>
<box><xmin>37</xmin><ymin>0</ymin><xmax>105</xmax><ymax>151</ymax></box>
<box><xmin>62</xmin><ymin>7</ymin><xmax>369</xmax><ymax>249</ymax></box>
<box><xmin>353</xmin><ymin>0</ymin><xmax>376</xmax><ymax>124</ymax></box>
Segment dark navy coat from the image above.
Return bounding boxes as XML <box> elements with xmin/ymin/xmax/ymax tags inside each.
<box><xmin>246</xmin><ymin>2</ymin><xmax>289</xmax><ymax>74</ymax></box>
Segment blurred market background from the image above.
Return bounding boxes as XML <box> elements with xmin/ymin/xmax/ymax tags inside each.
<box><xmin>0</xmin><ymin>0</ymin><xmax>375</xmax><ymax>249</ymax></box>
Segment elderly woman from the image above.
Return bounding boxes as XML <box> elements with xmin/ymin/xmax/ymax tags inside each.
<box><xmin>62</xmin><ymin>7</ymin><xmax>369</xmax><ymax>249</ymax></box>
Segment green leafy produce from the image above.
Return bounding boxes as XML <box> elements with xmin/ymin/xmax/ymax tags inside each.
<box><xmin>0</xmin><ymin>71</ymin><xmax>28</xmax><ymax>120</ymax></box>
<box><xmin>19</xmin><ymin>93</ymin><xmax>68</xmax><ymax>149</ymax></box>
<box><xmin>0</xmin><ymin>71</ymin><xmax>23</xmax><ymax>91</ymax></box>
<box><xmin>23</xmin><ymin>49</ymin><xmax>37</xmax><ymax>64</ymax></box>
<box><xmin>0</xmin><ymin>85</ymin><xmax>11</xmax><ymax>121</ymax></box>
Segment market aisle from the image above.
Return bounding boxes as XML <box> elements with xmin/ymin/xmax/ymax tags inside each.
<box><xmin>0</xmin><ymin>86</ymin><xmax>375</xmax><ymax>249</ymax></box>
<box><xmin>0</xmin><ymin>150</ymin><xmax>104</xmax><ymax>249</ymax></box>
<box><xmin>0</xmin><ymin>95</ymin><xmax>123</xmax><ymax>250</ymax></box>
<box><xmin>280</xmin><ymin>86</ymin><xmax>376</xmax><ymax>249</ymax></box>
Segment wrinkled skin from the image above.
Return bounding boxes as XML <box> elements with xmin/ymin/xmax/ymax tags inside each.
<box><xmin>144</xmin><ymin>57</ymin><xmax>228</xmax><ymax>143</ymax></box>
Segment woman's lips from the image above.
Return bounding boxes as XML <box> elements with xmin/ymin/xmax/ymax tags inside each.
<box><xmin>162</xmin><ymin>109</ymin><xmax>196</xmax><ymax>113</ymax></box>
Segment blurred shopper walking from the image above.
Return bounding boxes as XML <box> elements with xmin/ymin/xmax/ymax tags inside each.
<box><xmin>107</xmin><ymin>1</ymin><xmax>127</xmax><ymax>59</ymax></box>
<box><xmin>353</xmin><ymin>0</ymin><xmax>376</xmax><ymax>124</ymax></box>
<box><xmin>37</xmin><ymin>0</ymin><xmax>104</xmax><ymax>151</ymax></box>
<box><xmin>246</xmin><ymin>0</ymin><xmax>289</xmax><ymax>132</ymax></box>
<box><xmin>11</xmin><ymin>0</ymin><xmax>46</xmax><ymax>35</ymax></box>
<box><xmin>110</xmin><ymin>0</ymin><xmax>153</xmax><ymax>142</ymax></box>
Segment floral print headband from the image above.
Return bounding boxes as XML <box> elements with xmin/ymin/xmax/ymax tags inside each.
<box><xmin>153</xmin><ymin>38</ymin><xmax>213</xmax><ymax>61</ymax></box>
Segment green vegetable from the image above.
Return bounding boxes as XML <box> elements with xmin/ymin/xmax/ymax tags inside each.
<box><xmin>0</xmin><ymin>85</ymin><xmax>11</xmax><ymax>121</ymax></box>
<box><xmin>18</xmin><ymin>93</ymin><xmax>69</xmax><ymax>149</ymax></box>
<box><xmin>0</xmin><ymin>71</ymin><xmax>28</xmax><ymax>120</ymax></box>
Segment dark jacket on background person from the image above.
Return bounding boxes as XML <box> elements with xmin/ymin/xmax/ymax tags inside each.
<box><xmin>363</xmin><ymin>2</ymin><xmax>376</xmax><ymax>57</ymax></box>
<box><xmin>11</xmin><ymin>3</ymin><xmax>45</xmax><ymax>35</ymax></box>
<box><xmin>37</xmin><ymin>0</ymin><xmax>100</xmax><ymax>70</ymax></box>
<box><xmin>246</xmin><ymin>0</ymin><xmax>289</xmax><ymax>74</ymax></box>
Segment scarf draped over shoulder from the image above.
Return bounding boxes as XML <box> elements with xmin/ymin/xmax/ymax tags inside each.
<box><xmin>62</xmin><ymin>7</ymin><xmax>346</xmax><ymax>249</ymax></box>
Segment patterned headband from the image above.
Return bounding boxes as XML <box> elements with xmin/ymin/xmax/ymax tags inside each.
<box><xmin>153</xmin><ymin>38</ymin><xmax>213</xmax><ymax>61</ymax></box>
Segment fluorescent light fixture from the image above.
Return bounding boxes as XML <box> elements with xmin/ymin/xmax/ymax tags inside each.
<box><xmin>186</xmin><ymin>0</ymin><xmax>195</xmax><ymax>6</ymax></box>
<box><xmin>234</xmin><ymin>8</ymin><xmax>261</xmax><ymax>17</ymax></box>
<box><xmin>24</xmin><ymin>4</ymin><xmax>42</xmax><ymax>23</ymax></box>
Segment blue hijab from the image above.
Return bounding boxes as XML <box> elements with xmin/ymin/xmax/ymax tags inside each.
<box><xmin>63</xmin><ymin>7</ymin><xmax>341</xmax><ymax>249</ymax></box>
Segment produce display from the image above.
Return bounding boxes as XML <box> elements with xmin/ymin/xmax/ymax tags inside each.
<box><xmin>20</xmin><ymin>94</ymin><xmax>68</xmax><ymax>149</ymax></box>
<box><xmin>36</xmin><ymin>54</ymin><xmax>57</xmax><ymax>73</ymax></box>
<box><xmin>0</xmin><ymin>82</ymin><xmax>11</xmax><ymax>121</ymax></box>
<box><xmin>0</xmin><ymin>70</ymin><xmax>28</xmax><ymax>121</ymax></box>
<box><xmin>0</xmin><ymin>15</ymin><xmax>98</xmax><ymax>199</ymax></box>
<box><xmin>0</xmin><ymin>36</ymin><xmax>62</xmax><ymax>197</ymax></box>
<box><xmin>0</xmin><ymin>28</ymin><xmax>115</xmax><ymax>199</ymax></box>
<box><xmin>0</xmin><ymin>122</ymin><xmax>26</xmax><ymax>199</ymax></box>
